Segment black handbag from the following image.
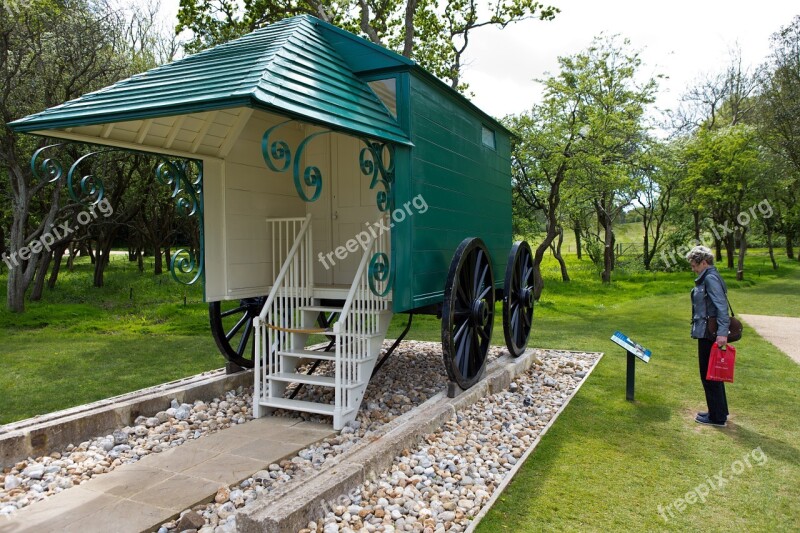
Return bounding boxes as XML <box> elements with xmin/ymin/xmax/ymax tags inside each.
<box><xmin>707</xmin><ymin>300</ymin><xmax>743</xmax><ymax>343</ymax></box>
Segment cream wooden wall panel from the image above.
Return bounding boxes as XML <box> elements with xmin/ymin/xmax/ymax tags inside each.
<box><xmin>227</xmin><ymin>262</ymin><xmax>271</xmax><ymax>292</ymax></box>
<box><xmin>226</xmin><ymin>238</ymin><xmax>271</xmax><ymax>264</ymax></box>
<box><xmin>202</xmin><ymin>158</ymin><xmax>227</xmax><ymax>302</ymax></box>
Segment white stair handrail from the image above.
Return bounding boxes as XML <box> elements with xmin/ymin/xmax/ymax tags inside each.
<box><xmin>257</xmin><ymin>213</ymin><xmax>312</xmax><ymax>322</ymax></box>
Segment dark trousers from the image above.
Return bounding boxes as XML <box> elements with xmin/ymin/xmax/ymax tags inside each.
<box><xmin>698</xmin><ymin>338</ymin><xmax>729</xmax><ymax>422</ymax></box>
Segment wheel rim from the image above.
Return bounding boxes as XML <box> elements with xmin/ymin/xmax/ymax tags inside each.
<box><xmin>503</xmin><ymin>241</ymin><xmax>534</xmax><ymax>357</ymax></box>
<box><xmin>209</xmin><ymin>297</ymin><xmax>266</xmax><ymax>369</ymax></box>
<box><xmin>442</xmin><ymin>238</ymin><xmax>495</xmax><ymax>389</ymax></box>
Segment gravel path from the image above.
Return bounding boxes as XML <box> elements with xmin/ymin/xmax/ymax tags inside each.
<box><xmin>739</xmin><ymin>314</ymin><xmax>800</xmax><ymax>365</ymax></box>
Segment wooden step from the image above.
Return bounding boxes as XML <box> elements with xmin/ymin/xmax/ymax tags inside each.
<box><xmin>269</xmin><ymin>372</ymin><xmax>363</xmax><ymax>389</ymax></box>
<box><xmin>277</xmin><ymin>348</ymin><xmax>336</xmax><ymax>361</ymax></box>
<box><xmin>259</xmin><ymin>397</ymin><xmax>355</xmax><ymax>417</ymax></box>
<box><xmin>312</xmin><ymin>285</ymin><xmax>350</xmax><ymax>300</ymax></box>
<box><xmin>300</xmin><ymin>305</ymin><xmax>344</xmax><ymax>314</ymax></box>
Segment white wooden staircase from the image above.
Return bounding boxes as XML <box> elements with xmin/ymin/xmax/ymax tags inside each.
<box><xmin>253</xmin><ymin>215</ymin><xmax>393</xmax><ymax>430</ymax></box>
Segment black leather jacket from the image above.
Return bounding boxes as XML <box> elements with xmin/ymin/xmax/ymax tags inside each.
<box><xmin>690</xmin><ymin>266</ymin><xmax>730</xmax><ymax>340</ymax></box>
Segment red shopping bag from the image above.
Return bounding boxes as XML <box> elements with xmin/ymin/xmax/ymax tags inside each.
<box><xmin>706</xmin><ymin>343</ymin><xmax>736</xmax><ymax>383</ymax></box>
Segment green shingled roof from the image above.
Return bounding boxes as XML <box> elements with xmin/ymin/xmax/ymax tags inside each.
<box><xmin>8</xmin><ymin>15</ymin><xmax>411</xmax><ymax>145</ymax></box>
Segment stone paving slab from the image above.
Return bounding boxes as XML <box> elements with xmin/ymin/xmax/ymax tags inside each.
<box><xmin>0</xmin><ymin>417</ymin><xmax>333</xmax><ymax>533</ymax></box>
<box><xmin>740</xmin><ymin>314</ymin><xmax>800</xmax><ymax>365</ymax></box>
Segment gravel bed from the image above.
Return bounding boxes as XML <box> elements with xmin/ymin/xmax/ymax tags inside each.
<box><xmin>0</xmin><ymin>389</ymin><xmax>255</xmax><ymax>517</ymax></box>
<box><xmin>0</xmin><ymin>341</ymin><xmax>592</xmax><ymax>533</ymax></box>
<box><xmin>302</xmin><ymin>349</ymin><xmax>599</xmax><ymax>533</ymax></box>
<box><xmin>0</xmin><ymin>341</ymin><xmax>500</xmax><ymax>526</ymax></box>
<box><xmin>156</xmin><ymin>341</ymin><xmax>506</xmax><ymax>533</ymax></box>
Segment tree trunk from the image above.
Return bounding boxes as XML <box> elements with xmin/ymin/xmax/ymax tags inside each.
<box><xmin>725</xmin><ymin>234</ymin><xmax>735</xmax><ymax>269</ymax></box>
<box><xmin>765</xmin><ymin>225</ymin><xmax>778</xmax><ymax>270</ymax></box>
<box><xmin>29</xmin><ymin>251</ymin><xmax>52</xmax><ymax>301</ymax></box>
<box><xmin>137</xmin><ymin>248</ymin><xmax>144</xmax><ymax>272</ymax></box>
<box><xmin>714</xmin><ymin>238</ymin><xmax>723</xmax><ymax>262</ymax></box>
<box><xmin>642</xmin><ymin>223</ymin><xmax>651</xmax><ymax>270</ymax></box>
<box><xmin>93</xmin><ymin>237</ymin><xmax>114</xmax><ymax>288</ymax></box>
<box><xmin>48</xmin><ymin>242</ymin><xmax>69</xmax><ymax>289</ymax></box>
<box><xmin>154</xmin><ymin>246</ymin><xmax>163</xmax><ymax>275</ymax></box>
<box><xmin>551</xmin><ymin>227</ymin><xmax>570</xmax><ymax>282</ymax></box>
<box><xmin>693</xmin><ymin>210</ymin><xmax>701</xmax><ymax>241</ymax></box>
<box><xmin>67</xmin><ymin>242</ymin><xmax>79</xmax><ymax>271</ymax></box>
<box><xmin>573</xmin><ymin>224</ymin><xmax>582</xmax><ymax>260</ymax></box>
<box><xmin>786</xmin><ymin>230</ymin><xmax>795</xmax><ymax>259</ymax></box>
<box><xmin>736</xmin><ymin>229</ymin><xmax>747</xmax><ymax>281</ymax></box>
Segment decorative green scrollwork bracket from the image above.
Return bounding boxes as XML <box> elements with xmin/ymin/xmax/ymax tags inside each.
<box><xmin>359</xmin><ymin>141</ymin><xmax>395</xmax><ymax>212</ymax></box>
<box><xmin>29</xmin><ymin>144</ymin><xmax>204</xmax><ymax>287</ymax></box>
<box><xmin>261</xmin><ymin>122</ymin><xmax>397</xmax><ymax>213</ymax></box>
<box><xmin>262</xmin><ymin>121</ymin><xmax>328</xmax><ymax>202</ymax></box>
<box><xmin>31</xmin><ymin>144</ymin><xmax>107</xmax><ymax>205</ymax></box>
<box><xmin>368</xmin><ymin>252</ymin><xmax>393</xmax><ymax>297</ymax></box>
<box><xmin>157</xmin><ymin>159</ymin><xmax>204</xmax><ymax>286</ymax></box>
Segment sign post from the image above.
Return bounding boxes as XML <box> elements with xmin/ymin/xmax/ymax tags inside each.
<box><xmin>610</xmin><ymin>331</ymin><xmax>652</xmax><ymax>401</ymax></box>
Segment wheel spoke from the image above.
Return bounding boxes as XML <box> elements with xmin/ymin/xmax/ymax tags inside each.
<box><xmin>453</xmin><ymin>319</ymin><xmax>469</xmax><ymax>343</ymax></box>
<box><xmin>236</xmin><ymin>320</ymin><xmax>253</xmax><ymax>356</ymax></box>
<box><xmin>469</xmin><ymin>329</ymin><xmax>481</xmax><ymax>376</ymax></box>
<box><xmin>474</xmin><ymin>252</ymin><xmax>486</xmax><ymax>295</ymax></box>
<box><xmin>220</xmin><ymin>305</ymin><xmax>248</xmax><ymax>318</ymax></box>
<box><xmin>225</xmin><ymin>313</ymin><xmax>250</xmax><ymax>341</ymax></box>
<box><xmin>457</xmin><ymin>329</ymin><xmax>471</xmax><ymax>377</ymax></box>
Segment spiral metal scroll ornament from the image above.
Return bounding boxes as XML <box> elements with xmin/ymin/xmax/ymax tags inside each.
<box><xmin>30</xmin><ymin>144</ymin><xmax>65</xmax><ymax>185</ymax></box>
<box><xmin>368</xmin><ymin>252</ymin><xmax>393</xmax><ymax>297</ymax></box>
<box><xmin>157</xmin><ymin>159</ymin><xmax>205</xmax><ymax>286</ymax></box>
<box><xmin>359</xmin><ymin>141</ymin><xmax>395</xmax><ymax>212</ymax></box>
<box><xmin>261</xmin><ymin>121</ymin><xmax>329</xmax><ymax>202</ymax></box>
<box><xmin>31</xmin><ymin>144</ymin><xmax>107</xmax><ymax>205</ymax></box>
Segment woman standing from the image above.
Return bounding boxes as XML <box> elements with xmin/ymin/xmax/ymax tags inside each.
<box><xmin>687</xmin><ymin>246</ymin><xmax>729</xmax><ymax>427</ymax></box>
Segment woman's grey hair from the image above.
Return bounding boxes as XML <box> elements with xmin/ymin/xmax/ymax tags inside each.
<box><xmin>685</xmin><ymin>245</ymin><xmax>714</xmax><ymax>265</ymax></box>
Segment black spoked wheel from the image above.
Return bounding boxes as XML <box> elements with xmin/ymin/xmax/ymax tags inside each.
<box><xmin>209</xmin><ymin>297</ymin><xmax>266</xmax><ymax>369</ymax></box>
<box><xmin>442</xmin><ymin>238</ymin><xmax>495</xmax><ymax>389</ymax></box>
<box><xmin>503</xmin><ymin>241</ymin><xmax>534</xmax><ymax>357</ymax></box>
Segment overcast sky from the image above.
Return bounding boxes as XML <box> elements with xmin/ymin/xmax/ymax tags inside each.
<box><xmin>161</xmin><ymin>1</ymin><xmax>798</xmax><ymax>121</ymax></box>
<box><xmin>462</xmin><ymin>1</ymin><xmax>799</xmax><ymax>120</ymax></box>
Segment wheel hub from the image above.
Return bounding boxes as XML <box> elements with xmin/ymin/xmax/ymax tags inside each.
<box><xmin>520</xmin><ymin>288</ymin><xmax>533</xmax><ymax>308</ymax></box>
<box><xmin>472</xmin><ymin>299</ymin><xmax>489</xmax><ymax>327</ymax></box>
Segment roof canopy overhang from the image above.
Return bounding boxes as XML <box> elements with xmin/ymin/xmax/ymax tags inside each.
<box><xmin>9</xmin><ymin>15</ymin><xmax>413</xmax><ymax>152</ymax></box>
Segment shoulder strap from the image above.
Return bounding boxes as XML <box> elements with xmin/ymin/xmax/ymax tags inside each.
<box><xmin>706</xmin><ymin>270</ymin><xmax>735</xmax><ymax>317</ymax></box>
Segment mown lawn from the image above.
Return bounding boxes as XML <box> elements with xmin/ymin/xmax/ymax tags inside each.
<box><xmin>0</xmin><ymin>254</ymin><xmax>221</xmax><ymax>424</ymax></box>
<box><xmin>477</xmin><ymin>253</ymin><xmax>800</xmax><ymax>531</ymax></box>
<box><xmin>2</xmin><ymin>247</ymin><xmax>799</xmax><ymax>531</ymax></box>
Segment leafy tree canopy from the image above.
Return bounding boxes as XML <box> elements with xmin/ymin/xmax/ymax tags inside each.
<box><xmin>175</xmin><ymin>0</ymin><xmax>559</xmax><ymax>91</ymax></box>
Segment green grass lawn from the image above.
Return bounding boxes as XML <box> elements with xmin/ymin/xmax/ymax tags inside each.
<box><xmin>0</xmin><ymin>254</ymin><xmax>221</xmax><ymax>425</ymax></box>
<box><xmin>1</xmin><ymin>247</ymin><xmax>799</xmax><ymax>530</ymax></box>
<box><xmin>477</xmin><ymin>254</ymin><xmax>800</xmax><ymax>531</ymax></box>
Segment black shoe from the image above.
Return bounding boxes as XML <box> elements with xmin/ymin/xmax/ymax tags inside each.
<box><xmin>695</xmin><ymin>414</ymin><xmax>726</xmax><ymax>427</ymax></box>
<box><xmin>697</xmin><ymin>412</ymin><xmax>708</xmax><ymax>418</ymax></box>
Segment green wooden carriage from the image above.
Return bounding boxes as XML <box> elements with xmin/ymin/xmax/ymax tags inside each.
<box><xmin>9</xmin><ymin>15</ymin><xmax>534</xmax><ymax>429</ymax></box>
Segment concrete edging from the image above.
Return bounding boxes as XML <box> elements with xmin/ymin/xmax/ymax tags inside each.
<box><xmin>237</xmin><ymin>348</ymin><xmax>599</xmax><ymax>532</ymax></box>
<box><xmin>0</xmin><ymin>369</ymin><xmax>252</xmax><ymax>468</ymax></box>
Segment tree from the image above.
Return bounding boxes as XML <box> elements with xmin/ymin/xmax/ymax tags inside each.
<box><xmin>176</xmin><ymin>0</ymin><xmax>558</xmax><ymax>90</ymax></box>
<box><xmin>564</xmin><ymin>35</ymin><xmax>658</xmax><ymax>283</ymax></box>
<box><xmin>758</xmin><ymin>15</ymin><xmax>800</xmax><ymax>261</ymax></box>
<box><xmin>1</xmin><ymin>0</ymin><xmax>179</xmax><ymax>310</ymax></box>
<box><xmin>505</xmin><ymin>75</ymin><xmax>585</xmax><ymax>298</ymax></box>
<box><xmin>683</xmin><ymin>124</ymin><xmax>765</xmax><ymax>280</ymax></box>
<box><xmin>631</xmin><ymin>140</ymin><xmax>681</xmax><ymax>270</ymax></box>
<box><xmin>0</xmin><ymin>0</ymin><xmax>136</xmax><ymax>311</ymax></box>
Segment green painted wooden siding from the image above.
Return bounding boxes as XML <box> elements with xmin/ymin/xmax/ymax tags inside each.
<box><xmin>391</xmin><ymin>72</ymin><xmax>512</xmax><ymax>313</ymax></box>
